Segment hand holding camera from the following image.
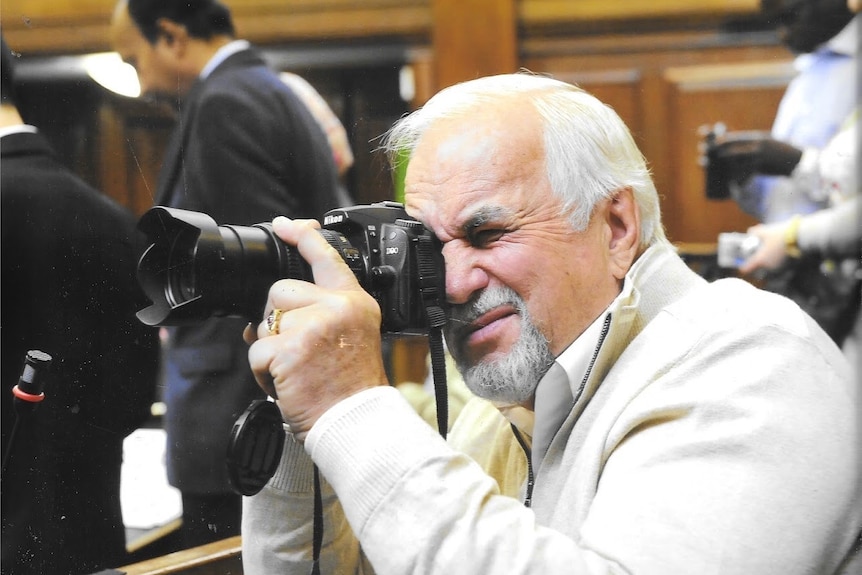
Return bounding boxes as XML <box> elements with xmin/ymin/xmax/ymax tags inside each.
<box><xmin>245</xmin><ymin>216</ymin><xmax>390</xmax><ymax>442</ymax></box>
<box><xmin>135</xmin><ymin>202</ymin><xmax>447</xmax><ymax>490</ymax></box>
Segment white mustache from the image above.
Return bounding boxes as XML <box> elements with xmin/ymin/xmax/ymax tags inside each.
<box><xmin>446</xmin><ymin>286</ymin><xmax>524</xmax><ymax>328</ymax></box>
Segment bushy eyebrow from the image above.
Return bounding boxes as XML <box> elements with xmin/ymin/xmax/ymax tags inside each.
<box><xmin>460</xmin><ymin>205</ymin><xmax>512</xmax><ymax>236</ymax></box>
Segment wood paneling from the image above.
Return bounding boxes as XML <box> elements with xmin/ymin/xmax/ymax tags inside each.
<box><xmin>521</xmin><ymin>31</ymin><xmax>791</xmax><ymax>243</ymax></box>
<box><xmin>520</xmin><ymin>0</ymin><xmax>759</xmax><ymax>25</ymax></box>
<box><xmin>1</xmin><ymin>0</ymin><xmax>430</xmax><ymax>55</ymax></box>
<box><xmin>662</xmin><ymin>60</ymin><xmax>793</xmax><ymax>242</ymax></box>
<box><xmin>431</xmin><ymin>0</ymin><xmax>516</xmax><ymax>89</ymax></box>
<box><xmin>228</xmin><ymin>0</ymin><xmax>430</xmax><ymax>44</ymax></box>
<box><xmin>96</xmin><ymin>97</ymin><xmax>174</xmax><ymax>216</ymax></box>
<box><xmin>3</xmin><ymin>0</ymin><xmax>765</xmax><ymax>56</ymax></box>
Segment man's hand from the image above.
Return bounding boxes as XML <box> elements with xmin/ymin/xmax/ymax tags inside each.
<box><xmin>738</xmin><ymin>221</ymin><xmax>792</xmax><ymax>275</ymax></box>
<box><xmin>711</xmin><ymin>134</ymin><xmax>803</xmax><ymax>183</ymax></box>
<box><xmin>245</xmin><ymin>216</ymin><xmax>389</xmax><ymax>442</ymax></box>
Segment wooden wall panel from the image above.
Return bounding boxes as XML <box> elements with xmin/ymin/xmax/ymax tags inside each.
<box><xmin>431</xmin><ymin>0</ymin><xmax>516</xmax><ymax>89</ymax></box>
<box><xmin>229</xmin><ymin>0</ymin><xmax>429</xmax><ymax>44</ymax></box>
<box><xmin>96</xmin><ymin>99</ymin><xmax>174</xmax><ymax>217</ymax></box>
<box><xmin>521</xmin><ymin>33</ymin><xmax>791</xmax><ymax>243</ymax></box>
<box><xmin>551</xmin><ymin>69</ymin><xmax>645</xmax><ymax>152</ymax></box>
<box><xmin>520</xmin><ymin>0</ymin><xmax>759</xmax><ymax>21</ymax></box>
<box><xmin>1</xmin><ymin>0</ymin><xmax>430</xmax><ymax>55</ymax></box>
<box><xmin>3</xmin><ymin>0</ymin><xmax>766</xmax><ymax>55</ymax></box>
<box><xmin>661</xmin><ymin>60</ymin><xmax>794</xmax><ymax>243</ymax></box>
<box><xmin>519</xmin><ymin>0</ymin><xmax>759</xmax><ymax>31</ymax></box>
<box><xmin>0</xmin><ymin>0</ymin><xmax>759</xmax><ymax>53</ymax></box>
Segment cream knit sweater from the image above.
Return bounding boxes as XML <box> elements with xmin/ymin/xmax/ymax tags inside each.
<box><xmin>243</xmin><ymin>243</ymin><xmax>860</xmax><ymax>575</ymax></box>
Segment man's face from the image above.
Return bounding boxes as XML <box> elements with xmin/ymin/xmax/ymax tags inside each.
<box><xmin>405</xmin><ymin>103</ymin><xmax>624</xmax><ymax>404</ymax></box>
<box><xmin>110</xmin><ymin>5</ymin><xmax>185</xmax><ymax>100</ymax></box>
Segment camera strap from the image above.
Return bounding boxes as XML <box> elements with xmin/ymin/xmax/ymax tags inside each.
<box><xmin>416</xmin><ymin>233</ymin><xmax>449</xmax><ymax>437</ymax></box>
<box><xmin>428</xmin><ymin>328</ymin><xmax>448</xmax><ymax>438</ymax></box>
<box><xmin>312</xmin><ymin>465</ymin><xmax>323</xmax><ymax>575</ymax></box>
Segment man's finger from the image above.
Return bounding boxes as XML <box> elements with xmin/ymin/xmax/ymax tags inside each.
<box><xmin>272</xmin><ymin>216</ymin><xmax>361</xmax><ymax>291</ymax></box>
<box><xmin>247</xmin><ymin>337</ymin><xmax>279</xmax><ymax>399</ymax></box>
<box><xmin>256</xmin><ymin>279</ymin><xmax>331</xmax><ymax>339</ymax></box>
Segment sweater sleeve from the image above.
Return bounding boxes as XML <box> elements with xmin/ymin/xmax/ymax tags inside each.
<box><xmin>241</xmin><ymin>429</ymin><xmax>367</xmax><ymax>575</ymax></box>
<box><xmin>302</xmin><ymin>387</ymin><xmax>592</xmax><ymax>575</ymax></box>
<box><xmin>797</xmin><ymin>197</ymin><xmax>860</xmax><ymax>256</ymax></box>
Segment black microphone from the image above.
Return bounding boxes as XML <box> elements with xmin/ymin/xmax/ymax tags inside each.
<box><xmin>3</xmin><ymin>350</ymin><xmax>53</xmax><ymax>478</ymax></box>
<box><xmin>12</xmin><ymin>349</ymin><xmax>52</xmax><ymax>414</ymax></box>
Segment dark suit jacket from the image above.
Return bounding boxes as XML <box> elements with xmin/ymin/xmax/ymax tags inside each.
<box><xmin>156</xmin><ymin>47</ymin><xmax>345</xmax><ymax>493</ymax></box>
<box><xmin>1</xmin><ymin>130</ymin><xmax>160</xmax><ymax>575</ymax></box>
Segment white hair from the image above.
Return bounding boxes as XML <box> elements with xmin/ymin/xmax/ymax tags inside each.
<box><xmin>382</xmin><ymin>72</ymin><xmax>668</xmax><ymax>248</ymax></box>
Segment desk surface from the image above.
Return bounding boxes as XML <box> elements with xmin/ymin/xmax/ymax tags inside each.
<box><xmin>122</xmin><ymin>428</ymin><xmax>183</xmax><ymax>551</ymax></box>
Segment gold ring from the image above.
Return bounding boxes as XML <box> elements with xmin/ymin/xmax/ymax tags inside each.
<box><xmin>265</xmin><ymin>309</ymin><xmax>285</xmax><ymax>336</ymax></box>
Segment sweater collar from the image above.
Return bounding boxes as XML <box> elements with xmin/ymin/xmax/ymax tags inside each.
<box><xmin>497</xmin><ymin>242</ymin><xmax>697</xmax><ymax>450</ymax></box>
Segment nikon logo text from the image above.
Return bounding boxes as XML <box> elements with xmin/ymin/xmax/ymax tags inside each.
<box><xmin>324</xmin><ymin>214</ymin><xmax>344</xmax><ymax>225</ymax></box>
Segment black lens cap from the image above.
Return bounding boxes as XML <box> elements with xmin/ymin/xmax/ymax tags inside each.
<box><xmin>227</xmin><ymin>399</ymin><xmax>286</xmax><ymax>496</ymax></box>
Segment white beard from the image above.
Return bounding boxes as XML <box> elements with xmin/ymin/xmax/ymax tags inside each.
<box><xmin>445</xmin><ymin>286</ymin><xmax>554</xmax><ymax>404</ymax></box>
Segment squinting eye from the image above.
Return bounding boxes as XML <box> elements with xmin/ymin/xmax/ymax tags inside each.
<box><xmin>470</xmin><ymin>229</ymin><xmax>505</xmax><ymax>247</ymax></box>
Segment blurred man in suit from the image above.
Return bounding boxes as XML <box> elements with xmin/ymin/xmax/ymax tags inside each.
<box><xmin>110</xmin><ymin>0</ymin><xmax>346</xmax><ymax>548</ymax></box>
<box><xmin>1</xmin><ymin>37</ymin><xmax>160</xmax><ymax>575</ymax></box>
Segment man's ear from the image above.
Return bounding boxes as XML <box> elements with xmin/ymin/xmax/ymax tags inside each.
<box><xmin>605</xmin><ymin>186</ymin><xmax>641</xmax><ymax>280</ymax></box>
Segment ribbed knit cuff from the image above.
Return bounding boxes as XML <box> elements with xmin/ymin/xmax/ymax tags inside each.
<box><xmin>305</xmin><ymin>386</ymin><xmax>451</xmax><ymax>532</ymax></box>
<box><xmin>268</xmin><ymin>430</ymin><xmax>316</xmax><ymax>493</ymax></box>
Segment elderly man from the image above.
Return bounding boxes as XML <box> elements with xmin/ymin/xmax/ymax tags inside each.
<box><xmin>242</xmin><ymin>74</ymin><xmax>860</xmax><ymax>574</ymax></box>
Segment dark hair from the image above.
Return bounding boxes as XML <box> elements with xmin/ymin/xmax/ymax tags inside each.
<box><xmin>762</xmin><ymin>0</ymin><xmax>854</xmax><ymax>54</ymax></box>
<box><xmin>127</xmin><ymin>0</ymin><xmax>236</xmax><ymax>44</ymax></box>
<box><xmin>1</xmin><ymin>35</ymin><xmax>17</xmax><ymax>107</ymax></box>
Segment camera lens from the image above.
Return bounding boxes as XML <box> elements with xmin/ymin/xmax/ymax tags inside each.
<box><xmin>135</xmin><ymin>203</ymin><xmax>445</xmax><ymax>331</ymax></box>
<box><xmin>136</xmin><ymin>207</ymin><xmax>338</xmax><ymax>325</ymax></box>
<box><xmin>164</xmin><ymin>227</ymin><xmax>199</xmax><ymax>308</ymax></box>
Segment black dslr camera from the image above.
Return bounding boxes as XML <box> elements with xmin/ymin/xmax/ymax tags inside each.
<box><xmin>135</xmin><ymin>201</ymin><xmax>448</xmax><ymax>496</ymax></box>
<box><xmin>136</xmin><ymin>201</ymin><xmax>446</xmax><ymax>334</ymax></box>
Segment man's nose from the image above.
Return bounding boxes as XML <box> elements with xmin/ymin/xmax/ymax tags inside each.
<box><xmin>442</xmin><ymin>242</ymin><xmax>488</xmax><ymax>305</ymax></box>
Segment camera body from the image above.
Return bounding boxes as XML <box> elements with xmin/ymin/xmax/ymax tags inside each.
<box><xmin>136</xmin><ymin>201</ymin><xmax>446</xmax><ymax>335</ymax></box>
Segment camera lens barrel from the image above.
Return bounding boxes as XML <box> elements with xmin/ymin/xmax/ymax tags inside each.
<box><xmin>136</xmin><ymin>207</ymin><xmax>312</xmax><ymax>325</ymax></box>
<box><xmin>135</xmin><ymin>202</ymin><xmax>444</xmax><ymax>333</ymax></box>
